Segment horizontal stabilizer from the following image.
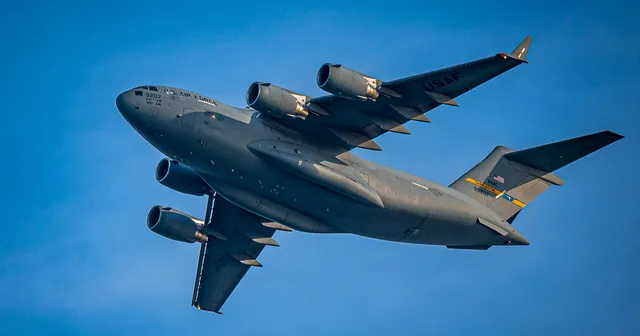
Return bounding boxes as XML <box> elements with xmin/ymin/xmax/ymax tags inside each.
<box><xmin>262</xmin><ymin>221</ymin><xmax>292</xmax><ymax>232</ymax></box>
<box><xmin>252</xmin><ymin>237</ymin><xmax>280</xmax><ymax>247</ymax></box>
<box><xmin>232</xmin><ymin>254</ymin><xmax>263</xmax><ymax>267</ymax></box>
<box><xmin>503</xmin><ymin>130</ymin><xmax>624</xmax><ymax>173</ymax></box>
<box><xmin>424</xmin><ymin>90</ymin><xmax>459</xmax><ymax>106</ymax></box>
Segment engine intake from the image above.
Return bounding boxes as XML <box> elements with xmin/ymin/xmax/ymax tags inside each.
<box><xmin>147</xmin><ymin>205</ymin><xmax>207</xmax><ymax>243</ymax></box>
<box><xmin>155</xmin><ymin>159</ymin><xmax>211</xmax><ymax>196</ymax></box>
<box><xmin>317</xmin><ymin>63</ymin><xmax>380</xmax><ymax>100</ymax></box>
<box><xmin>246</xmin><ymin>82</ymin><xmax>310</xmax><ymax>118</ymax></box>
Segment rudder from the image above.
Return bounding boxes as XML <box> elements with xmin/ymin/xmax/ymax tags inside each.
<box><xmin>450</xmin><ymin>131</ymin><xmax>623</xmax><ymax>222</ymax></box>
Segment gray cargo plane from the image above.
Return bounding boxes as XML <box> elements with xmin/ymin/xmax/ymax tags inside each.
<box><xmin>116</xmin><ymin>35</ymin><xmax>623</xmax><ymax>313</ymax></box>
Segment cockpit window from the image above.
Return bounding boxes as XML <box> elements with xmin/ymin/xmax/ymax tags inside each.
<box><xmin>149</xmin><ymin>86</ymin><xmax>158</xmax><ymax>91</ymax></box>
<box><xmin>134</xmin><ymin>90</ymin><xmax>143</xmax><ymax>96</ymax></box>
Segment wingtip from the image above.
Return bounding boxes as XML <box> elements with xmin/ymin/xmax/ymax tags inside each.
<box><xmin>604</xmin><ymin>130</ymin><xmax>625</xmax><ymax>141</ymax></box>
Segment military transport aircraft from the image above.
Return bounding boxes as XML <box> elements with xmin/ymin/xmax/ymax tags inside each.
<box><xmin>115</xmin><ymin>35</ymin><xmax>623</xmax><ymax>314</ymax></box>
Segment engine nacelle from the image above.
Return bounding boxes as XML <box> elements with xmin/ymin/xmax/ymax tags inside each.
<box><xmin>147</xmin><ymin>205</ymin><xmax>207</xmax><ymax>243</ymax></box>
<box><xmin>155</xmin><ymin>158</ymin><xmax>211</xmax><ymax>196</ymax></box>
<box><xmin>317</xmin><ymin>63</ymin><xmax>380</xmax><ymax>100</ymax></box>
<box><xmin>246</xmin><ymin>82</ymin><xmax>310</xmax><ymax>118</ymax></box>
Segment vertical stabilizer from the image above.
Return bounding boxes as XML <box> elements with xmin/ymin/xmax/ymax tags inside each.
<box><xmin>450</xmin><ymin>131</ymin><xmax>623</xmax><ymax>222</ymax></box>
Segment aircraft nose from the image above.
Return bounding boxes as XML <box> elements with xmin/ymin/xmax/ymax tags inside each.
<box><xmin>116</xmin><ymin>90</ymin><xmax>143</xmax><ymax>125</ymax></box>
<box><xmin>116</xmin><ymin>91</ymin><xmax>131</xmax><ymax>115</ymax></box>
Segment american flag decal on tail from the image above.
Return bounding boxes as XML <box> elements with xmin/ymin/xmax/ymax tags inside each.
<box><xmin>493</xmin><ymin>175</ymin><xmax>504</xmax><ymax>183</ymax></box>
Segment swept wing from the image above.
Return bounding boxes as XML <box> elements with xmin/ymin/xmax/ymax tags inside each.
<box><xmin>262</xmin><ymin>36</ymin><xmax>532</xmax><ymax>151</ymax></box>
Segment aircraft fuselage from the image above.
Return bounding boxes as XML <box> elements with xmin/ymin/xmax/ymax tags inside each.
<box><xmin>116</xmin><ymin>85</ymin><xmax>529</xmax><ymax>248</ymax></box>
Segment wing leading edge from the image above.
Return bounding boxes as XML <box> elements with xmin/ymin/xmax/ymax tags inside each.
<box><xmin>266</xmin><ymin>36</ymin><xmax>532</xmax><ymax>152</ymax></box>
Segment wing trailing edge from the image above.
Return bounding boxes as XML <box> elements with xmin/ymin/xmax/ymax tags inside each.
<box><xmin>232</xmin><ymin>254</ymin><xmax>263</xmax><ymax>267</ymax></box>
<box><xmin>412</xmin><ymin>114</ymin><xmax>432</xmax><ymax>123</ymax></box>
<box><xmin>330</xmin><ymin>128</ymin><xmax>383</xmax><ymax>151</ymax></box>
<box><xmin>251</xmin><ymin>237</ymin><xmax>280</xmax><ymax>247</ymax></box>
<box><xmin>369</xmin><ymin>115</ymin><xmax>411</xmax><ymax>134</ymax></box>
<box><xmin>388</xmin><ymin>104</ymin><xmax>431</xmax><ymax>123</ymax></box>
<box><xmin>262</xmin><ymin>221</ymin><xmax>293</xmax><ymax>232</ymax></box>
<box><xmin>424</xmin><ymin>90</ymin><xmax>459</xmax><ymax>106</ymax></box>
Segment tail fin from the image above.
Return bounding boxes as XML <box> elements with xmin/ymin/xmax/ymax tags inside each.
<box><xmin>450</xmin><ymin>131</ymin><xmax>623</xmax><ymax>222</ymax></box>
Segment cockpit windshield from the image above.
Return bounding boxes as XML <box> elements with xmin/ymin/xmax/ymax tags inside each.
<box><xmin>135</xmin><ymin>86</ymin><xmax>159</xmax><ymax>91</ymax></box>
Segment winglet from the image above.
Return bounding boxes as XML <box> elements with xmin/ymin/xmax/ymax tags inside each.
<box><xmin>510</xmin><ymin>35</ymin><xmax>532</xmax><ymax>63</ymax></box>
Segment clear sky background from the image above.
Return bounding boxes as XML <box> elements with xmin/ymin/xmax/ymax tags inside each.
<box><xmin>1</xmin><ymin>1</ymin><xmax>639</xmax><ymax>335</ymax></box>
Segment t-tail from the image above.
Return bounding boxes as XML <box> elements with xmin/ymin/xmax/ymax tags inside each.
<box><xmin>450</xmin><ymin>131</ymin><xmax>624</xmax><ymax>223</ymax></box>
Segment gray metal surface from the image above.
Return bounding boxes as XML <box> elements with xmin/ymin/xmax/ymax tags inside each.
<box><xmin>114</xmin><ymin>36</ymin><xmax>623</xmax><ymax>313</ymax></box>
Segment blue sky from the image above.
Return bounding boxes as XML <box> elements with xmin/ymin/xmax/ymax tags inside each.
<box><xmin>1</xmin><ymin>0</ymin><xmax>639</xmax><ymax>334</ymax></box>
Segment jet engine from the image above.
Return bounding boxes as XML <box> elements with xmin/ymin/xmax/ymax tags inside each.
<box><xmin>246</xmin><ymin>82</ymin><xmax>311</xmax><ymax>118</ymax></box>
<box><xmin>147</xmin><ymin>205</ymin><xmax>207</xmax><ymax>243</ymax></box>
<box><xmin>155</xmin><ymin>158</ymin><xmax>211</xmax><ymax>196</ymax></box>
<box><xmin>317</xmin><ymin>63</ymin><xmax>380</xmax><ymax>100</ymax></box>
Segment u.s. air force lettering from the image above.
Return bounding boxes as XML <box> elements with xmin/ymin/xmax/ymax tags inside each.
<box><xmin>423</xmin><ymin>72</ymin><xmax>461</xmax><ymax>91</ymax></box>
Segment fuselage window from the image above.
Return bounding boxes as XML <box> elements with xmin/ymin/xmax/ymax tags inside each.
<box><xmin>135</xmin><ymin>90</ymin><xmax>143</xmax><ymax>96</ymax></box>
